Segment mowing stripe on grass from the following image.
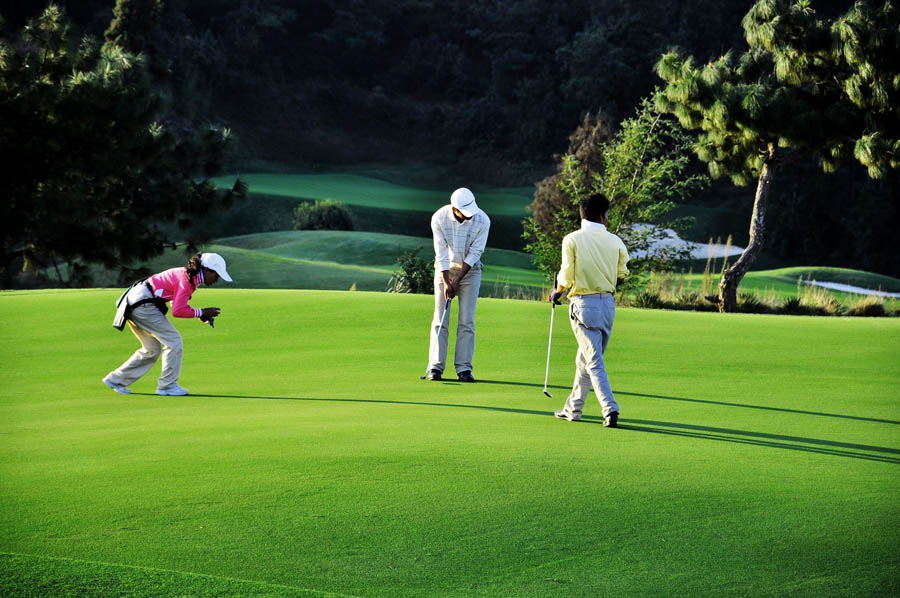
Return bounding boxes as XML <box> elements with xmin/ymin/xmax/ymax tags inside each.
<box><xmin>0</xmin><ymin>552</ymin><xmax>359</xmax><ymax>598</ymax></box>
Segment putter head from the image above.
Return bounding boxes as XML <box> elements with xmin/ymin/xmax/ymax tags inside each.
<box><xmin>543</xmin><ymin>389</ymin><xmax>552</xmax><ymax>398</ymax></box>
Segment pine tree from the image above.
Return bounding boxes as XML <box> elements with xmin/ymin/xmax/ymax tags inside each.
<box><xmin>655</xmin><ymin>0</ymin><xmax>899</xmax><ymax>312</ymax></box>
<box><xmin>0</xmin><ymin>4</ymin><xmax>246</xmax><ymax>287</ymax></box>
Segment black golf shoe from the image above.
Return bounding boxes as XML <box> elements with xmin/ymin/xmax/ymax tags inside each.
<box><xmin>604</xmin><ymin>411</ymin><xmax>619</xmax><ymax>428</ymax></box>
<box><xmin>457</xmin><ymin>371</ymin><xmax>475</xmax><ymax>383</ymax></box>
<box><xmin>427</xmin><ymin>369</ymin><xmax>442</xmax><ymax>381</ymax></box>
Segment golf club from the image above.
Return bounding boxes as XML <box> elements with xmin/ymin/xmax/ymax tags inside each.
<box><xmin>543</xmin><ymin>301</ymin><xmax>556</xmax><ymax>397</ymax></box>
<box><xmin>420</xmin><ymin>297</ymin><xmax>452</xmax><ymax>379</ymax></box>
<box><xmin>544</xmin><ymin>277</ymin><xmax>560</xmax><ymax>397</ymax></box>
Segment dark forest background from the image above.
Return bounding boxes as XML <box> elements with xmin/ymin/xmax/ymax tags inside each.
<box><xmin>6</xmin><ymin>0</ymin><xmax>899</xmax><ymax>276</ymax></box>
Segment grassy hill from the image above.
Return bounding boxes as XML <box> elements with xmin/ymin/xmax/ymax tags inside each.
<box><xmin>133</xmin><ymin>230</ymin><xmax>546</xmax><ymax>298</ymax></box>
<box><xmin>206</xmin><ymin>173</ymin><xmax>533</xmax><ymax>252</ymax></box>
<box><xmin>211</xmin><ymin>173</ymin><xmax>534</xmax><ymax>218</ymax></box>
<box><xmin>124</xmin><ymin>230</ymin><xmax>899</xmax><ymax>307</ymax></box>
<box><xmin>1</xmin><ymin>289</ymin><xmax>899</xmax><ymax>597</ymax></box>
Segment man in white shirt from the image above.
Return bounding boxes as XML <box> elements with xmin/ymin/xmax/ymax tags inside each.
<box><xmin>427</xmin><ymin>188</ymin><xmax>491</xmax><ymax>382</ymax></box>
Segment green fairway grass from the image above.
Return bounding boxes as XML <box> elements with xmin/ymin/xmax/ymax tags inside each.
<box><xmin>1</xmin><ymin>289</ymin><xmax>898</xmax><ymax>597</ymax></box>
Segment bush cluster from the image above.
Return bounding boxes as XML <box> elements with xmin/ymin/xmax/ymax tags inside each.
<box><xmin>293</xmin><ymin>200</ymin><xmax>354</xmax><ymax>231</ymax></box>
<box><xmin>387</xmin><ymin>248</ymin><xmax>434</xmax><ymax>295</ymax></box>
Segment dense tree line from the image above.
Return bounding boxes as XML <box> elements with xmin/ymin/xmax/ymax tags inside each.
<box><xmin>8</xmin><ymin>0</ymin><xmax>759</xmax><ymax>173</ymax></box>
<box><xmin>5</xmin><ymin>0</ymin><xmax>898</xmax><ymax>278</ymax></box>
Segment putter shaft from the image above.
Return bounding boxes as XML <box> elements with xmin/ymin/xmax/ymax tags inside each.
<box><xmin>542</xmin><ymin>303</ymin><xmax>555</xmax><ymax>397</ymax></box>
<box><xmin>421</xmin><ymin>298</ymin><xmax>452</xmax><ymax>379</ymax></box>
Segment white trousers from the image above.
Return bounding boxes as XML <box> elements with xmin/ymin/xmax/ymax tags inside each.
<box><xmin>560</xmin><ymin>293</ymin><xmax>620</xmax><ymax>418</ymax></box>
<box><xmin>429</xmin><ymin>265</ymin><xmax>482</xmax><ymax>374</ymax></box>
<box><xmin>106</xmin><ymin>286</ymin><xmax>184</xmax><ymax>391</ymax></box>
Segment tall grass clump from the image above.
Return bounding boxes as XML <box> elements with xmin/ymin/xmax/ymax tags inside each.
<box><xmin>798</xmin><ymin>276</ymin><xmax>845</xmax><ymax>316</ymax></box>
<box><xmin>485</xmin><ymin>281</ymin><xmax>546</xmax><ymax>301</ymax></box>
<box><xmin>737</xmin><ymin>292</ymin><xmax>770</xmax><ymax>314</ymax></box>
<box><xmin>626</xmin><ymin>270</ymin><xmax>717</xmax><ymax>311</ymax></box>
<box><xmin>700</xmin><ymin>238</ymin><xmax>719</xmax><ymax>298</ymax></box>
<box><xmin>779</xmin><ymin>296</ymin><xmax>812</xmax><ymax>315</ymax></box>
<box><xmin>846</xmin><ymin>295</ymin><xmax>887</xmax><ymax>317</ymax></box>
<box><xmin>632</xmin><ymin>290</ymin><xmax>666</xmax><ymax>309</ymax></box>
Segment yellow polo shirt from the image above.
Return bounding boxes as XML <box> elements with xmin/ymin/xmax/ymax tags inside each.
<box><xmin>558</xmin><ymin>220</ymin><xmax>629</xmax><ymax>297</ymax></box>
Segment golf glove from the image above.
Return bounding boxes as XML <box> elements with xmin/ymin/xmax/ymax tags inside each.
<box><xmin>550</xmin><ymin>291</ymin><xmax>563</xmax><ymax>306</ymax></box>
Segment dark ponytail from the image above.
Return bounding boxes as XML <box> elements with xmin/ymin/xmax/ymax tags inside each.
<box><xmin>186</xmin><ymin>253</ymin><xmax>202</xmax><ymax>285</ymax></box>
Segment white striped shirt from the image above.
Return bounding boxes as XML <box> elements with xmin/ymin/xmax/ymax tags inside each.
<box><xmin>431</xmin><ymin>205</ymin><xmax>491</xmax><ymax>271</ymax></box>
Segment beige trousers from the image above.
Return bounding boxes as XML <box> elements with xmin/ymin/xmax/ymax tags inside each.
<box><xmin>429</xmin><ymin>264</ymin><xmax>482</xmax><ymax>374</ymax></box>
<box><xmin>560</xmin><ymin>293</ymin><xmax>620</xmax><ymax>418</ymax></box>
<box><xmin>106</xmin><ymin>303</ymin><xmax>184</xmax><ymax>391</ymax></box>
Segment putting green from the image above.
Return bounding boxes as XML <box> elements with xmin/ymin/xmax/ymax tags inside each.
<box><xmin>1</xmin><ymin>290</ymin><xmax>898</xmax><ymax>597</ymax></box>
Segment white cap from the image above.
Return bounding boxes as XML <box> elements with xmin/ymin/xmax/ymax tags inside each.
<box><xmin>450</xmin><ymin>187</ymin><xmax>479</xmax><ymax>218</ymax></box>
<box><xmin>200</xmin><ymin>253</ymin><xmax>232</xmax><ymax>282</ymax></box>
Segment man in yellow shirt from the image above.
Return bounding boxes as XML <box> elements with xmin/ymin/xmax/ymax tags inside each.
<box><xmin>549</xmin><ymin>193</ymin><xmax>629</xmax><ymax>427</ymax></box>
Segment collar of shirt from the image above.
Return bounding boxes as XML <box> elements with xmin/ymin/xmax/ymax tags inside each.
<box><xmin>581</xmin><ymin>219</ymin><xmax>607</xmax><ymax>232</ymax></box>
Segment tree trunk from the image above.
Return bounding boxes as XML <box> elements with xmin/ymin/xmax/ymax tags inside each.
<box><xmin>717</xmin><ymin>146</ymin><xmax>777</xmax><ymax>312</ymax></box>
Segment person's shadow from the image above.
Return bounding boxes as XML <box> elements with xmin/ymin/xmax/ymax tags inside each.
<box><xmin>170</xmin><ymin>387</ymin><xmax>900</xmax><ymax>465</ymax></box>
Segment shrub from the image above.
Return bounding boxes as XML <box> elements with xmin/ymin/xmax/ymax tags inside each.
<box><xmin>672</xmin><ymin>290</ymin><xmax>717</xmax><ymax>312</ymax></box>
<box><xmin>780</xmin><ymin>296</ymin><xmax>806</xmax><ymax>315</ymax></box>
<box><xmin>631</xmin><ymin>290</ymin><xmax>665</xmax><ymax>309</ymax></box>
<box><xmin>737</xmin><ymin>292</ymin><xmax>769</xmax><ymax>314</ymax></box>
<box><xmin>387</xmin><ymin>247</ymin><xmax>434</xmax><ymax>294</ymax></box>
<box><xmin>846</xmin><ymin>296</ymin><xmax>887</xmax><ymax>317</ymax></box>
<box><xmin>294</xmin><ymin>200</ymin><xmax>354</xmax><ymax>231</ymax></box>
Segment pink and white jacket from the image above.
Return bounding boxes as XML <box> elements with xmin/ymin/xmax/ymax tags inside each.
<box><xmin>147</xmin><ymin>267</ymin><xmax>204</xmax><ymax>318</ymax></box>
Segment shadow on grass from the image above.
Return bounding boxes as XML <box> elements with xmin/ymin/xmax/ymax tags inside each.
<box><xmin>616</xmin><ymin>390</ymin><xmax>900</xmax><ymax>425</ymax></box>
<box><xmin>451</xmin><ymin>381</ymin><xmax>900</xmax><ymax>426</ymax></box>
<box><xmin>620</xmin><ymin>420</ymin><xmax>900</xmax><ymax>465</ymax></box>
<box><xmin>178</xmin><ymin>393</ymin><xmax>900</xmax><ymax>465</ymax></box>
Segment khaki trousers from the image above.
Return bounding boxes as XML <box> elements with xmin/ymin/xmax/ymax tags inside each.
<box><xmin>429</xmin><ymin>265</ymin><xmax>482</xmax><ymax>375</ymax></box>
<box><xmin>560</xmin><ymin>293</ymin><xmax>620</xmax><ymax>418</ymax></box>
<box><xmin>106</xmin><ymin>303</ymin><xmax>184</xmax><ymax>391</ymax></box>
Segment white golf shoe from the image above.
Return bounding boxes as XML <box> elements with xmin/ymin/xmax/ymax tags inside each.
<box><xmin>554</xmin><ymin>409</ymin><xmax>581</xmax><ymax>422</ymax></box>
<box><xmin>156</xmin><ymin>384</ymin><xmax>189</xmax><ymax>396</ymax></box>
<box><xmin>102</xmin><ymin>377</ymin><xmax>132</xmax><ymax>395</ymax></box>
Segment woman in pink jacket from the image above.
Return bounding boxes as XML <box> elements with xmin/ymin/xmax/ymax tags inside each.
<box><xmin>103</xmin><ymin>252</ymin><xmax>232</xmax><ymax>396</ymax></box>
